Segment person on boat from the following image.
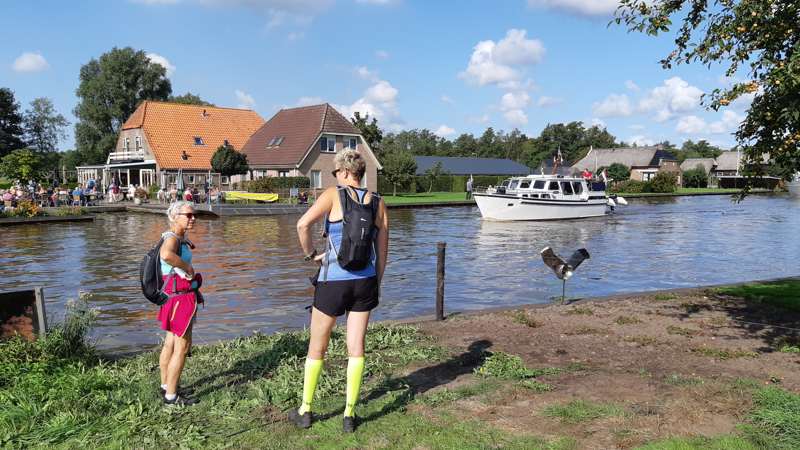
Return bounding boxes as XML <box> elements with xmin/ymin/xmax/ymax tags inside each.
<box><xmin>158</xmin><ymin>201</ymin><xmax>203</xmax><ymax>406</ymax></box>
<box><xmin>290</xmin><ymin>149</ymin><xmax>389</xmax><ymax>433</ymax></box>
<box><xmin>581</xmin><ymin>168</ymin><xmax>593</xmax><ymax>182</ymax></box>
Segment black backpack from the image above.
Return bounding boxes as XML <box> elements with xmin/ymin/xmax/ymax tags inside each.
<box><xmin>140</xmin><ymin>235</ymin><xmax>182</xmax><ymax>306</ymax></box>
<box><xmin>330</xmin><ymin>187</ymin><xmax>380</xmax><ymax>271</ymax></box>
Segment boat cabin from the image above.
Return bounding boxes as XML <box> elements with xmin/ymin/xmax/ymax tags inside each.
<box><xmin>490</xmin><ymin>175</ymin><xmax>605</xmax><ymax>200</ymax></box>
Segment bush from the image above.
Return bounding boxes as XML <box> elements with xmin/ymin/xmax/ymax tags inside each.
<box><xmin>645</xmin><ymin>171</ymin><xmax>678</xmax><ymax>193</ymax></box>
<box><xmin>52</xmin><ymin>206</ymin><xmax>87</xmax><ymax>217</ymax></box>
<box><xmin>683</xmin><ymin>167</ymin><xmax>708</xmax><ymax>188</ymax></box>
<box><xmin>245</xmin><ymin>176</ymin><xmax>310</xmax><ymax>193</ymax></box>
<box><xmin>605</xmin><ymin>163</ymin><xmax>630</xmax><ymax>181</ymax></box>
<box><xmin>3</xmin><ymin>199</ymin><xmax>43</xmax><ymax>218</ymax></box>
<box><xmin>610</xmin><ymin>179</ymin><xmax>647</xmax><ymax>193</ymax></box>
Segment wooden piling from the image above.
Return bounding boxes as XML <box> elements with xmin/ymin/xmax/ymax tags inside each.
<box><xmin>436</xmin><ymin>242</ymin><xmax>446</xmax><ymax>320</ymax></box>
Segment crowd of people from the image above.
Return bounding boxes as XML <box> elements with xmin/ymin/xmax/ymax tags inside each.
<box><xmin>155</xmin><ymin>150</ymin><xmax>386</xmax><ymax>434</ymax></box>
<box><xmin>0</xmin><ymin>179</ymin><xmax>103</xmax><ymax>212</ymax></box>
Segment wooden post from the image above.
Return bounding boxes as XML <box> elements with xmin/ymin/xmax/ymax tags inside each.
<box><xmin>436</xmin><ymin>242</ymin><xmax>446</xmax><ymax>320</ymax></box>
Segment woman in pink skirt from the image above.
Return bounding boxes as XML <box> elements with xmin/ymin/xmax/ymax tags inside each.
<box><xmin>157</xmin><ymin>200</ymin><xmax>203</xmax><ymax>406</ymax></box>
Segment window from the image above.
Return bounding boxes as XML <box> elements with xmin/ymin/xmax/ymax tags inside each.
<box><xmin>135</xmin><ymin>136</ymin><xmax>142</xmax><ymax>151</ymax></box>
<box><xmin>221</xmin><ymin>176</ymin><xmax>230</xmax><ymax>185</ymax></box>
<box><xmin>560</xmin><ymin>181</ymin><xmax>574</xmax><ymax>195</ymax></box>
<box><xmin>268</xmin><ymin>136</ymin><xmax>284</xmax><ymax>146</ymax></box>
<box><xmin>548</xmin><ymin>181</ymin><xmax>560</xmax><ymax>191</ymax></box>
<box><xmin>320</xmin><ymin>136</ymin><xmax>336</xmax><ymax>153</ymax></box>
<box><xmin>348</xmin><ymin>138</ymin><xmax>357</xmax><ymax>149</ymax></box>
<box><xmin>187</xmin><ymin>175</ymin><xmax>195</xmax><ymax>184</ymax></box>
<box><xmin>124</xmin><ymin>138</ymin><xmax>130</xmax><ymax>151</ymax></box>
<box><xmin>311</xmin><ymin>170</ymin><xmax>322</xmax><ymax>188</ymax></box>
<box><xmin>519</xmin><ymin>180</ymin><xmax>531</xmax><ymax>189</ymax></box>
<box><xmin>278</xmin><ymin>170</ymin><xmax>289</xmax><ymax>177</ymax></box>
<box><xmin>533</xmin><ymin>180</ymin><xmax>546</xmax><ymax>189</ymax></box>
<box><xmin>193</xmin><ymin>136</ymin><xmax>204</xmax><ymax>146</ymax></box>
<box><xmin>223</xmin><ymin>139</ymin><xmax>230</xmax><ymax>147</ymax></box>
<box><xmin>509</xmin><ymin>180</ymin><xmax>520</xmax><ymax>190</ymax></box>
<box><xmin>276</xmin><ymin>137</ymin><xmax>284</xmax><ymax>146</ymax></box>
<box><xmin>571</xmin><ymin>182</ymin><xmax>583</xmax><ymax>195</ymax></box>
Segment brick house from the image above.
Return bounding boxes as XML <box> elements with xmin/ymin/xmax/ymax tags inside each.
<box><xmin>77</xmin><ymin>101</ymin><xmax>264</xmax><ymax>190</ymax></box>
<box><xmin>571</xmin><ymin>146</ymin><xmax>682</xmax><ymax>184</ymax></box>
<box><xmin>240</xmin><ymin>103</ymin><xmax>382</xmax><ymax>192</ymax></box>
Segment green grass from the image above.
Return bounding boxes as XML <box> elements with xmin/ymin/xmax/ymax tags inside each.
<box><xmin>563</xmin><ymin>306</ymin><xmax>593</xmax><ymax>315</ymax></box>
<box><xmin>690</xmin><ymin>346</ymin><xmax>759</xmax><ymax>360</ymax></box>
<box><xmin>543</xmin><ymin>400</ymin><xmax>625</xmax><ymax>424</ymax></box>
<box><xmin>1</xmin><ymin>300</ymin><xmax>577</xmax><ymax>449</ymax></box>
<box><xmin>666</xmin><ymin>325</ymin><xmax>701</xmax><ymax>337</ymax></box>
<box><xmin>614</xmin><ymin>315</ymin><xmax>642</xmax><ymax>325</ymax></box>
<box><xmin>510</xmin><ymin>310</ymin><xmax>541</xmax><ymax>328</ymax></box>
<box><xmin>653</xmin><ymin>293</ymin><xmax>678</xmax><ymax>301</ymax></box>
<box><xmin>381</xmin><ymin>191</ymin><xmax>473</xmax><ymax>205</ymax></box>
<box><xmin>715</xmin><ymin>280</ymin><xmax>800</xmax><ymax>312</ymax></box>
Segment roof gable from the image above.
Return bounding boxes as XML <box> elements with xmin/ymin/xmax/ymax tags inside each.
<box><xmin>680</xmin><ymin>158</ymin><xmax>716</xmax><ymax>172</ymax></box>
<box><xmin>123</xmin><ymin>101</ymin><xmax>264</xmax><ymax>170</ymax></box>
<box><xmin>571</xmin><ymin>147</ymin><xmax>663</xmax><ymax>170</ymax></box>
<box><xmin>242</xmin><ymin>103</ymin><xmax>359</xmax><ymax>167</ymax></box>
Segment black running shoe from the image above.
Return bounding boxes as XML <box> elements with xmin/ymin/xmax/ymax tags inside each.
<box><xmin>343</xmin><ymin>416</ymin><xmax>357</xmax><ymax>433</ymax></box>
<box><xmin>159</xmin><ymin>386</ymin><xmax>195</xmax><ymax>397</ymax></box>
<box><xmin>163</xmin><ymin>395</ymin><xmax>199</xmax><ymax>406</ymax></box>
<box><xmin>288</xmin><ymin>409</ymin><xmax>312</xmax><ymax>429</ymax></box>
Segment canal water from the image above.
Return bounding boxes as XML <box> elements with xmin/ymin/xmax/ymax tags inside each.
<box><xmin>2</xmin><ymin>194</ymin><xmax>799</xmax><ymax>353</ymax></box>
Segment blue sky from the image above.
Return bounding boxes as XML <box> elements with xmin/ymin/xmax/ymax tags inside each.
<box><xmin>1</xmin><ymin>0</ymin><xmax>752</xmax><ymax>151</ymax></box>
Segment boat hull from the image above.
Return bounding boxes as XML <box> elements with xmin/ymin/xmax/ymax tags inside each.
<box><xmin>788</xmin><ymin>174</ymin><xmax>800</xmax><ymax>197</ymax></box>
<box><xmin>473</xmin><ymin>193</ymin><xmax>608</xmax><ymax>221</ymax></box>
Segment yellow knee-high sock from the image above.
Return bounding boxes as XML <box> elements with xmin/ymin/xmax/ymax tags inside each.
<box><xmin>344</xmin><ymin>356</ymin><xmax>365</xmax><ymax>417</ymax></box>
<box><xmin>298</xmin><ymin>357</ymin><xmax>323</xmax><ymax>414</ymax></box>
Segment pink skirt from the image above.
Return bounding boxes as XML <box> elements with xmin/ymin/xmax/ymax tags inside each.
<box><xmin>157</xmin><ymin>274</ymin><xmax>202</xmax><ymax>338</ymax></box>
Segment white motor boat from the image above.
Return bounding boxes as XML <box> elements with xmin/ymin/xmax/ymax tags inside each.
<box><xmin>787</xmin><ymin>173</ymin><xmax>800</xmax><ymax>196</ymax></box>
<box><xmin>473</xmin><ymin>174</ymin><xmax>625</xmax><ymax>221</ymax></box>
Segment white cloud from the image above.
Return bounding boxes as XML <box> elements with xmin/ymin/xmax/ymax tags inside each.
<box><xmin>12</xmin><ymin>52</ymin><xmax>49</xmax><ymax>73</ymax></box>
<box><xmin>468</xmin><ymin>114</ymin><xmax>491</xmax><ymax>124</ymax></box>
<box><xmin>235</xmin><ymin>89</ymin><xmax>256</xmax><ymax>109</ymax></box>
<box><xmin>434</xmin><ymin>125</ymin><xmax>456</xmax><ymax>137</ymax></box>
<box><xmin>676</xmin><ymin>115</ymin><xmax>707</xmax><ymax>134</ymax></box>
<box><xmin>537</xmin><ymin>96</ymin><xmax>562</xmax><ymax>107</ymax></box>
<box><xmin>625</xmin><ymin>80</ymin><xmax>640</xmax><ymax>91</ymax></box>
<box><xmin>527</xmin><ymin>0</ymin><xmax>621</xmax><ymax>16</ymax></box>
<box><xmin>287</xmin><ymin>31</ymin><xmax>305</xmax><ymax>40</ymax></box>
<box><xmin>440</xmin><ymin>95</ymin><xmax>454</xmax><ymax>105</ymax></box>
<box><xmin>146</xmin><ymin>52</ymin><xmax>175</xmax><ymax>76</ymax></box>
<box><xmin>592</xmin><ymin>93</ymin><xmax>632</xmax><ymax>117</ymax></box>
<box><xmin>709</xmin><ymin>110</ymin><xmax>744</xmax><ymax>134</ymax></box>
<box><xmin>591</xmin><ymin>118</ymin><xmax>606</xmax><ymax>128</ymax></box>
<box><xmin>500</xmin><ymin>91</ymin><xmax>530</xmax><ymax>110</ymax></box>
<box><xmin>375</xmin><ymin>50</ymin><xmax>390</xmax><ymax>60</ymax></box>
<box><xmin>364</xmin><ymin>80</ymin><xmax>398</xmax><ymax>104</ymax></box>
<box><xmin>638</xmin><ymin>76</ymin><xmax>703</xmax><ymax>122</ymax></box>
<box><xmin>355</xmin><ymin>66</ymin><xmax>379</xmax><ymax>82</ymax></box>
<box><xmin>627</xmin><ymin>135</ymin><xmax>655</xmax><ymax>146</ymax></box>
<box><xmin>335</xmin><ymin>78</ymin><xmax>401</xmax><ymax>129</ymax></box>
<box><xmin>460</xmin><ymin>29</ymin><xmax>545</xmax><ymax>87</ymax></box>
<box><xmin>503</xmin><ymin>109</ymin><xmax>528</xmax><ymax>126</ymax></box>
<box><xmin>296</xmin><ymin>96</ymin><xmax>323</xmax><ymax>106</ymax></box>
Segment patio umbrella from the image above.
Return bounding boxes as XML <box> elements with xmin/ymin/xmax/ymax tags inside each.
<box><xmin>176</xmin><ymin>168</ymin><xmax>184</xmax><ymax>193</ymax></box>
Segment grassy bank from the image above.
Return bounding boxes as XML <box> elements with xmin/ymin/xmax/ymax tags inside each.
<box><xmin>3</xmin><ymin>280</ymin><xmax>800</xmax><ymax>449</ymax></box>
<box><xmin>615</xmin><ymin>187</ymin><xmax>768</xmax><ymax>197</ymax></box>
<box><xmin>381</xmin><ymin>192</ymin><xmax>474</xmax><ymax>205</ymax></box>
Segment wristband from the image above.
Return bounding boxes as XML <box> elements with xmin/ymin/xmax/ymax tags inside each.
<box><xmin>303</xmin><ymin>249</ymin><xmax>317</xmax><ymax>262</ymax></box>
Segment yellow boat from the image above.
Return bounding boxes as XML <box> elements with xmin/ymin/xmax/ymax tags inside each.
<box><xmin>225</xmin><ymin>191</ymin><xmax>279</xmax><ymax>203</ymax></box>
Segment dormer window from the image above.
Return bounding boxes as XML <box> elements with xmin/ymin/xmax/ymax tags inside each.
<box><xmin>135</xmin><ymin>136</ymin><xmax>142</xmax><ymax>151</ymax></box>
<box><xmin>319</xmin><ymin>135</ymin><xmax>335</xmax><ymax>153</ymax></box>
<box><xmin>124</xmin><ymin>138</ymin><xmax>130</xmax><ymax>151</ymax></box>
<box><xmin>348</xmin><ymin>138</ymin><xmax>357</xmax><ymax>150</ymax></box>
<box><xmin>223</xmin><ymin>139</ymin><xmax>230</xmax><ymax>147</ymax></box>
<box><xmin>193</xmin><ymin>136</ymin><xmax>204</xmax><ymax>146</ymax></box>
<box><xmin>268</xmin><ymin>136</ymin><xmax>285</xmax><ymax>147</ymax></box>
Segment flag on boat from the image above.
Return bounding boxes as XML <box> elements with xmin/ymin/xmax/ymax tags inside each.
<box><xmin>601</xmin><ymin>168</ymin><xmax>608</xmax><ymax>183</ymax></box>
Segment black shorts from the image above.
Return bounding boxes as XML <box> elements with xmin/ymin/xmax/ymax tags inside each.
<box><xmin>313</xmin><ymin>277</ymin><xmax>379</xmax><ymax>317</ymax></box>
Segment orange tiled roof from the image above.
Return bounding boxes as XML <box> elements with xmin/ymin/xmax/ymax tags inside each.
<box><xmin>123</xmin><ymin>101</ymin><xmax>265</xmax><ymax>170</ymax></box>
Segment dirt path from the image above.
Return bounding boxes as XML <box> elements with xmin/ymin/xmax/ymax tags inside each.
<box><xmin>408</xmin><ymin>287</ymin><xmax>800</xmax><ymax>449</ymax></box>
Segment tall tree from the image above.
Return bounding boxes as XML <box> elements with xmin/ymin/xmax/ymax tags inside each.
<box><xmin>380</xmin><ymin>150</ymin><xmax>417</xmax><ymax>196</ymax></box>
<box><xmin>23</xmin><ymin>97</ymin><xmax>69</xmax><ymax>153</ymax></box>
<box><xmin>0</xmin><ymin>87</ymin><xmax>26</xmax><ymax>158</ymax></box>
<box><xmin>351</xmin><ymin>112</ymin><xmax>383</xmax><ymax>154</ymax></box>
<box><xmin>74</xmin><ymin>47</ymin><xmax>172</xmax><ymax>165</ymax></box>
<box><xmin>615</xmin><ymin>1</ymin><xmax>800</xmax><ymax>184</ymax></box>
<box><xmin>169</xmin><ymin>92</ymin><xmax>215</xmax><ymax>106</ymax></box>
<box><xmin>211</xmin><ymin>144</ymin><xmax>249</xmax><ymax>177</ymax></box>
<box><xmin>0</xmin><ymin>149</ymin><xmax>44</xmax><ymax>182</ymax></box>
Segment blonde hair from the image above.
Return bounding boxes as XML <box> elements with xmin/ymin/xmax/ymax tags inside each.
<box><xmin>166</xmin><ymin>201</ymin><xmax>194</xmax><ymax>223</ymax></box>
<box><xmin>334</xmin><ymin>149</ymin><xmax>366</xmax><ymax>180</ymax></box>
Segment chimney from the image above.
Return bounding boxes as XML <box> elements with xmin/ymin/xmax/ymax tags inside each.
<box><xmin>201</xmin><ymin>109</ymin><xmax>208</xmax><ymax>118</ymax></box>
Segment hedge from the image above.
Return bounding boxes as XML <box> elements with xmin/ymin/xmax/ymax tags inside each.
<box><xmin>245</xmin><ymin>176</ymin><xmax>310</xmax><ymax>193</ymax></box>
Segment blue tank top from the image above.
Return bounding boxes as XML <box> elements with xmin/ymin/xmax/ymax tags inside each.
<box><xmin>159</xmin><ymin>232</ymin><xmax>193</xmax><ymax>275</ymax></box>
<box><xmin>322</xmin><ymin>188</ymin><xmax>377</xmax><ymax>281</ymax></box>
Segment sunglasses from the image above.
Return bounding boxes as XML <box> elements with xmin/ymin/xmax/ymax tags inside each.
<box><xmin>331</xmin><ymin>169</ymin><xmax>340</xmax><ymax>177</ymax></box>
<box><xmin>177</xmin><ymin>212</ymin><xmax>196</xmax><ymax>220</ymax></box>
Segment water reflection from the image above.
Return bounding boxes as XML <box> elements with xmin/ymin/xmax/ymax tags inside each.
<box><xmin>2</xmin><ymin>195</ymin><xmax>798</xmax><ymax>353</ymax></box>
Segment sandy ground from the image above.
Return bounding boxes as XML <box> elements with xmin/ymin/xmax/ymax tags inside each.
<box><xmin>406</xmin><ymin>286</ymin><xmax>800</xmax><ymax>449</ymax></box>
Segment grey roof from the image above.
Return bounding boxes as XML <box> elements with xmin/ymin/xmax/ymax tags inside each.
<box><xmin>414</xmin><ymin>156</ymin><xmax>531</xmax><ymax>176</ymax></box>
<box><xmin>570</xmin><ymin>146</ymin><xmax>675</xmax><ymax>170</ymax></box>
<box><xmin>680</xmin><ymin>158</ymin><xmax>716</xmax><ymax>173</ymax></box>
<box><xmin>714</xmin><ymin>151</ymin><xmax>741</xmax><ymax>172</ymax></box>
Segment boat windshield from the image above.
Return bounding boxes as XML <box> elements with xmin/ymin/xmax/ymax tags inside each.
<box><xmin>509</xmin><ymin>179</ymin><xmax>520</xmax><ymax>190</ymax></box>
<box><xmin>560</xmin><ymin>181</ymin><xmax>574</xmax><ymax>195</ymax></box>
<box><xmin>533</xmin><ymin>180</ymin><xmax>546</xmax><ymax>189</ymax></box>
<box><xmin>572</xmin><ymin>181</ymin><xmax>583</xmax><ymax>194</ymax></box>
<box><xmin>519</xmin><ymin>180</ymin><xmax>531</xmax><ymax>189</ymax></box>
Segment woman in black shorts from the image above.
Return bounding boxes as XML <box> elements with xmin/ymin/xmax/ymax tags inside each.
<box><xmin>289</xmin><ymin>149</ymin><xmax>388</xmax><ymax>433</ymax></box>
